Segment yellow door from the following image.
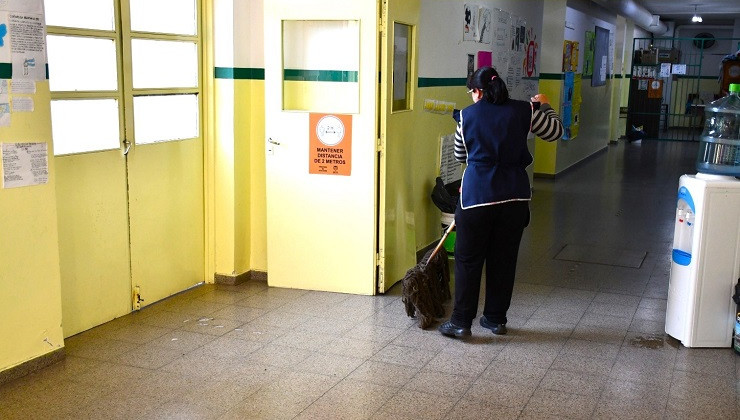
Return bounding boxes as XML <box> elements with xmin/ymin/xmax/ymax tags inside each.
<box><xmin>264</xmin><ymin>0</ymin><xmax>379</xmax><ymax>294</ymax></box>
<box><xmin>47</xmin><ymin>0</ymin><xmax>204</xmax><ymax>336</ymax></box>
<box><xmin>379</xmin><ymin>0</ymin><xmax>421</xmax><ymax>292</ymax></box>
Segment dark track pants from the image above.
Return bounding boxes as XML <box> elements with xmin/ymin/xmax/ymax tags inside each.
<box><xmin>450</xmin><ymin>200</ymin><xmax>529</xmax><ymax>328</ymax></box>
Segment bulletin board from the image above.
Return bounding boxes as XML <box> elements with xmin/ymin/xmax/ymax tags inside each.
<box><xmin>592</xmin><ymin>25</ymin><xmax>609</xmax><ymax>87</ymax></box>
<box><xmin>488</xmin><ymin>8</ymin><xmax>538</xmax><ymax>102</ymax></box>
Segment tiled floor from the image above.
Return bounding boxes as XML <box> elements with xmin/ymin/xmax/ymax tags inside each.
<box><xmin>2</xmin><ymin>139</ymin><xmax>739</xmax><ymax>419</ymax></box>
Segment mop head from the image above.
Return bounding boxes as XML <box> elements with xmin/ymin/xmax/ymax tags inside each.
<box><xmin>401</xmin><ymin>248</ymin><xmax>451</xmax><ymax>329</ymax></box>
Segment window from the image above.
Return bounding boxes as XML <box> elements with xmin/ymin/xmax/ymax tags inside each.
<box><xmin>392</xmin><ymin>22</ymin><xmax>412</xmax><ymax>112</ymax></box>
<box><xmin>282</xmin><ymin>20</ymin><xmax>359</xmax><ymax>113</ymax></box>
<box><xmin>45</xmin><ymin>0</ymin><xmax>200</xmax><ymax>155</ymax></box>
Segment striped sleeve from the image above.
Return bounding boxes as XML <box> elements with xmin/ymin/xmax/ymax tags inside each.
<box><xmin>453</xmin><ymin>118</ymin><xmax>467</xmax><ymax>162</ymax></box>
<box><xmin>531</xmin><ymin>103</ymin><xmax>564</xmax><ymax>142</ymax></box>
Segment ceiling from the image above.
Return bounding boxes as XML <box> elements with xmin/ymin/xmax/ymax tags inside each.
<box><xmin>637</xmin><ymin>0</ymin><xmax>740</xmax><ymax>26</ymax></box>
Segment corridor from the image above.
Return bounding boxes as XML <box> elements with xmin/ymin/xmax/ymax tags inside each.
<box><xmin>1</xmin><ymin>139</ymin><xmax>737</xmax><ymax>419</ymax></box>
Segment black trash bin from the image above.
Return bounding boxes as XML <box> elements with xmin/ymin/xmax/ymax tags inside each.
<box><xmin>431</xmin><ymin>177</ymin><xmax>460</xmax><ymax>254</ymax></box>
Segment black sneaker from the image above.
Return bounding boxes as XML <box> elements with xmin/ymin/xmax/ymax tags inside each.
<box><xmin>438</xmin><ymin>320</ymin><xmax>471</xmax><ymax>338</ymax></box>
<box><xmin>479</xmin><ymin>316</ymin><xmax>507</xmax><ymax>335</ymax></box>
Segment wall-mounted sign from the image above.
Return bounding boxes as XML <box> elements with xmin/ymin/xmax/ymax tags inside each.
<box><xmin>648</xmin><ymin>79</ymin><xmax>663</xmax><ymax>98</ymax></box>
<box><xmin>672</xmin><ymin>64</ymin><xmax>687</xmax><ymax>75</ymax></box>
<box><xmin>1</xmin><ymin>142</ymin><xmax>48</xmax><ymax>188</ymax></box>
<box><xmin>309</xmin><ymin>113</ymin><xmax>352</xmax><ymax>176</ymax></box>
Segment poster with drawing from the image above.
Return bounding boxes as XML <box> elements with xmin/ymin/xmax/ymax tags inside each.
<box><xmin>463</xmin><ymin>4</ymin><xmax>478</xmax><ymax>42</ymax></box>
<box><xmin>493</xmin><ymin>9</ymin><xmax>510</xmax><ymax>70</ymax></box>
<box><xmin>489</xmin><ymin>8</ymin><xmax>536</xmax><ymax>102</ymax></box>
<box><xmin>0</xmin><ymin>12</ymin><xmax>10</xmax><ymax>66</ymax></box>
<box><xmin>9</xmin><ymin>11</ymin><xmax>46</xmax><ymax>80</ymax></box>
<box><xmin>478</xmin><ymin>7</ymin><xmax>492</xmax><ymax>44</ymax></box>
<box><xmin>583</xmin><ymin>31</ymin><xmax>595</xmax><ymax>77</ymax></box>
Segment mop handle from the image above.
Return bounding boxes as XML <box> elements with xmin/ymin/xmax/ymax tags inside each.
<box><xmin>426</xmin><ymin>219</ymin><xmax>456</xmax><ymax>264</ymax></box>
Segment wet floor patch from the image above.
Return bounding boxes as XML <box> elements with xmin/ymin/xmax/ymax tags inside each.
<box><xmin>629</xmin><ymin>334</ymin><xmax>678</xmax><ymax>349</ymax></box>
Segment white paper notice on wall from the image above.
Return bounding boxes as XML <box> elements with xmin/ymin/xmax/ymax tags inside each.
<box><xmin>439</xmin><ymin>133</ymin><xmax>462</xmax><ymax>185</ymax></box>
<box><xmin>9</xmin><ymin>12</ymin><xmax>47</xmax><ymax>81</ymax></box>
<box><xmin>600</xmin><ymin>57</ymin><xmax>607</xmax><ymax>83</ymax></box>
<box><xmin>0</xmin><ymin>95</ymin><xmax>9</xmax><ymax>126</ymax></box>
<box><xmin>659</xmin><ymin>63</ymin><xmax>671</xmax><ymax>78</ymax></box>
<box><xmin>11</xmin><ymin>95</ymin><xmax>32</xmax><ymax>111</ymax></box>
<box><xmin>672</xmin><ymin>64</ymin><xmax>687</xmax><ymax>75</ymax></box>
<box><xmin>11</xmin><ymin>78</ymin><xmax>34</xmax><ymax>93</ymax></box>
<box><xmin>1</xmin><ymin>142</ymin><xmax>48</xmax><ymax>188</ymax></box>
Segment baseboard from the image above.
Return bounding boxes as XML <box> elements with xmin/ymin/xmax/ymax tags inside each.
<box><xmin>0</xmin><ymin>347</ymin><xmax>65</xmax><ymax>386</ymax></box>
<box><xmin>214</xmin><ymin>270</ymin><xmax>267</xmax><ymax>285</ymax></box>
<box><xmin>534</xmin><ymin>144</ymin><xmax>608</xmax><ymax>179</ymax></box>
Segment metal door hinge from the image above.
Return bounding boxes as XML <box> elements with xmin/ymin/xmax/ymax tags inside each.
<box><xmin>375</xmin><ymin>252</ymin><xmax>385</xmax><ymax>292</ymax></box>
<box><xmin>133</xmin><ymin>285</ymin><xmax>144</xmax><ymax>310</ymax></box>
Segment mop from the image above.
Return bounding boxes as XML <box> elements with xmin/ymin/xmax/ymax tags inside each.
<box><xmin>401</xmin><ymin>221</ymin><xmax>454</xmax><ymax>329</ymax></box>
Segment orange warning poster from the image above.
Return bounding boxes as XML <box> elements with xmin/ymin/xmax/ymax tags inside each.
<box><xmin>647</xmin><ymin>79</ymin><xmax>663</xmax><ymax>99</ymax></box>
<box><xmin>309</xmin><ymin>113</ymin><xmax>352</xmax><ymax>176</ymax></box>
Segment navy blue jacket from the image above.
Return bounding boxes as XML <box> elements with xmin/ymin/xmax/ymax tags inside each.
<box><xmin>456</xmin><ymin>99</ymin><xmax>534</xmax><ymax>209</ymax></box>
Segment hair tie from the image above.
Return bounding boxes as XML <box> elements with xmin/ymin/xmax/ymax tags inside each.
<box><xmin>491</xmin><ymin>75</ymin><xmax>497</xmax><ymax>80</ymax></box>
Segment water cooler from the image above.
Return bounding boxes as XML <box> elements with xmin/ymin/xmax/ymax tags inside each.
<box><xmin>665</xmin><ymin>83</ymin><xmax>740</xmax><ymax>348</ymax></box>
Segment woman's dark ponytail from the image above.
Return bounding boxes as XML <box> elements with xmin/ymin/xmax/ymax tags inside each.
<box><xmin>466</xmin><ymin>66</ymin><xmax>509</xmax><ymax>104</ymax></box>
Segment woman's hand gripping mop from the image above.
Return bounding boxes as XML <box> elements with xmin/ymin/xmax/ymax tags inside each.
<box><xmin>401</xmin><ymin>220</ymin><xmax>454</xmax><ymax>329</ymax></box>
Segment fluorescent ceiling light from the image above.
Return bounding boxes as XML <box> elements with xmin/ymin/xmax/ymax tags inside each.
<box><xmin>691</xmin><ymin>5</ymin><xmax>702</xmax><ymax>23</ymax></box>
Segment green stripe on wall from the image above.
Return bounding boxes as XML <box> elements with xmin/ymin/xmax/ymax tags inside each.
<box><xmin>539</xmin><ymin>73</ymin><xmax>563</xmax><ymax>80</ymax></box>
<box><xmin>0</xmin><ymin>63</ymin><xmax>48</xmax><ymax>79</ymax></box>
<box><xmin>541</xmin><ymin>72</ymin><xmax>623</xmax><ymax>80</ymax></box>
<box><xmin>418</xmin><ymin>77</ymin><xmax>467</xmax><ymax>87</ymax></box>
<box><xmin>283</xmin><ymin>69</ymin><xmax>357</xmax><ymax>82</ymax></box>
<box><xmin>675</xmin><ymin>75</ymin><xmax>717</xmax><ymax>80</ymax></box>
<box><xmin>214</xmin><ymin>67</ymin><xmax>264</xmax><ymax>80</ymax></box>
<box><xmin>418</xmin><ymin>76</ymin><xmax>539</xmax><ymax>87</ymax></box>
<box><xmin>0</xmin><ymin>63</ymin><xmax>10</xmax><ymax>79</ymax></box>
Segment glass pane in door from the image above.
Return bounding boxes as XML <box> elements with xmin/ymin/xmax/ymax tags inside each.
<box><xmin>134</xmin><ymin>94</ymin><xmax>199</xmax><ymax>144</ymax></box>
<box><xmin>130</xmin><ymin>0</ymin><xmax>197</xmax><ymax>35</ymax></box>
<box><xmin>44</xmin><ymin>0</ymin><xmax>115</xmax><ymax>30</ymax></box>
<box><xmin>282</xmin><ymin>20</ymin><xmax>359</xmax><ymax>113</ymax></box>
<box><xmin>392</xmin><ymin>22</ymin><xmax>411</xmax><ymax>112</ymax></box>
<box><xmin>131</xmin><ymin>39</ymin><xmax>198</xmax><ymax>89</ymax></box>
<box><xmin>47</xmin><ymin>35</ymin><xmax>118</xmax><ymax>92</ymax></box>
<box><xmin>51</xmin><ymin>99</ymin><xmax>120</xmax><ymax>155</ymax></box>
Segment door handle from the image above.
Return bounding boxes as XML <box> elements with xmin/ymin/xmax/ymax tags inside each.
<box><xmin>267</xmin><ymin>137</ymin><xmax>281</xmax><ymax>146</ymax></box>
<box><xmin>122</xmin><ymin>139</ymin><xmax>132</xmax><ymax>155</ymax></box>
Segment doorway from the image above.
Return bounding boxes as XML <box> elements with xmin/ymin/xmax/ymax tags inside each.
<box><xmin>263</xmin><ymin>0</ymin><xmax>421</xmax><ymax>295</ymax></box>
<box><xmin>46</xmin><ymin>0</ymin><xmax>205</xmax><ymax>336</ymax></box>
<box><xmin>628</xmin><ymin>36</ymin><xmax>740</xmax><ymax>142</ymax></box>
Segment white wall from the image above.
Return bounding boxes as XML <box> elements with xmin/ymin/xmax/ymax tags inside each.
<box><xmin>675</xmin><ymin>26</ymin><xmax>735</xmax><ymax>78</ymax></box>
<box><xmin>419</xmin><ymin>0</ymin><xmax>545</xmax><ymax>100</ymax></box>
<box><xmin>553</xmin><ymin>2</ymin><xmax>614</xmax><ymax>171</ymax></box>
<box><xmin>565</xmin><ymin>3</ymin><xmax>616</xmax><ymax>74</ymax></box>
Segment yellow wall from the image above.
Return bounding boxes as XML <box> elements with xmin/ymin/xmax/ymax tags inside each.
<box><xmin>246</xmin><ymin>80</ymin><xmax>267</xmax><ymax>271</ymax></box>
<box><xmin>0</xmin><ymin>82</ymin><xmax>65</xmax><ymax>371</ymax></box>
<box><xmin>213</xmin><ymin>78</ymin><xmax>267</xmax><ymax>276</ymax></box>
<box><xmin>211</xmin><ymin>0</ymin><xmax>267</xmax><ymax>277</ymax></box>
<box><xmin>533</xmin><ymin>79</ymin><xmax>561</xmax><ymax>175</ymax></box>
